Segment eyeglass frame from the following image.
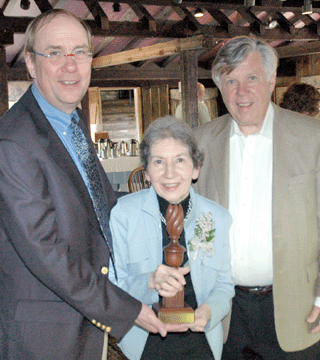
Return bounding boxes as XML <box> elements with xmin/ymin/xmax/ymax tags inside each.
<box><xmin>32</xmin><ymin>49</ymin><xmax>93</xmax><ymax>64</ymax></box>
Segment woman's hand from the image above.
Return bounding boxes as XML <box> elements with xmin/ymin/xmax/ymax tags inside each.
<box><xmin>149</xmin><ymin>264</ymin><xmax>190</xmax><ymax>297</ymax></box>
<box><xmin>188</xmin><ymin>304</ymin><xmax>211</xmax><ymax>332</ymax></box>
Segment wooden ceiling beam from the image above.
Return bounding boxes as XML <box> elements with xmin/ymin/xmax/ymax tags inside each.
<box><xmin>88</xmin><ymin>19</ymin><xmax>196</xmax><ymax>38</ymax></box>
<box><xmin>156</xmin><ymin>54</ymin><xmax>180</xmax><ymax>68</ymax></box>
<box><xmin>130</xmin><ymin>3</ymin><xmax>157</xmax><ymax>32</ymax></box>
<box><xmin>2</xmin><ymin>15</ymin><xmax>320</xmax><ymax>42</ymax></box>
<box><xmin>207</xmin><ymin>9</ymin><xmax>233</xmax><ymax>32</ymax></box>
<box><xmin>276</xmin><ymin>41</ymin><xmax>320</xmax><ymax>58</ymax></box>
<box><xmin>237</xmin><ymin>7</ymin><xmax>266</xmax><ymax>36</ymax></box>
<box><xmin>8</xmin><ymin>47</ymin><xmax>23</xmax><ymax>68</ymax></box>
<box><xmin>85</xmin><ymin>0</ymin><xmax>318</xmax><ymax>9</ymax></box>
<box><xmin>180</xmin><ymin>7</ymin><xmax>201</xmax><ymax>27</ymax></box>
<box><xmin>0</xmin><ymin>28</ymin><xmax>13</xmax><ymax>45</ymax></box>
<box><xmin>83</xmin><ymin>0</ymin><xmax>109</xmax><ymax>30</ymax></box>
<box><xmin>90</xmin><ymin>62</ymin><xmax>212</xmax><ymax>82</ymax></box>
<box><xmin>92</xmin><ymin>35</ymin><xmax>206</xmax><ymax>69</ymax></box>
<box><xmin>33</xmin><ymin>0</ymin><xmax>53</xmax><ymax>13</ymax></box>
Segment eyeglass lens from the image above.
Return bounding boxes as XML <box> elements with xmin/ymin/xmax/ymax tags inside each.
<box><xmin>49</xmin><ymin>50</ymin><xmax>92</xmax><ymax>64</ymax></box>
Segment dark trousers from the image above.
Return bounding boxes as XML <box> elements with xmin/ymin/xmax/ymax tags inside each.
<box><xmin>221</xmin><ymin>287</ymin><xmax>320</xmax><ymax>360</ymax></box>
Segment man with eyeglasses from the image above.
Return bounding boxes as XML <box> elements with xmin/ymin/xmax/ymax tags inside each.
<box><xmin>0</xmin><ymin>9</ymin><xmax>187</xmax><ymax>360</ymax></box>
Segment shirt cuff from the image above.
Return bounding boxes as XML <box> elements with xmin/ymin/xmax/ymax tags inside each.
<box><xmin>314</xmin><ymin>296</ymin><xmax>320</xmax><ymax>307</ymax></box>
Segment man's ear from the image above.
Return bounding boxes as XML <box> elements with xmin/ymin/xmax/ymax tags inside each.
<box><xmin>269</xmin><ymin>72</ymin><xmax>277</xmax><ymax>94</ymax></box>
<box><xmin>25</xmin><ymin>52</ymin><xmax>36</xmax><ymax>79</ymax></box>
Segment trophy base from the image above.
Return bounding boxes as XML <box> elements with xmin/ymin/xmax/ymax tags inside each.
<box><xmin>152</xmin><ymin>302</ymin><xmax>195</xmax><ymax>324</ymax></box>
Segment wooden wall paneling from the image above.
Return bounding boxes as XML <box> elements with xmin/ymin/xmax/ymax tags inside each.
<box><xmin>134</xmin><ymin>87</ymin><xmax>143</xmax><ymax>142</ymax></box>
<box><xmin>159</xmin><ymin>83</ymin><xmax>170</xmax><ymax>117</ymax></box>
<box><xmin>141</xmin><ymin>84</ymin><xmax>170</xmax><ymax>133</ymax></box>
<box><xmin>180</xmin><ymin>50</ymin><xmax>199</xmax><ymax>128</ymax></box>
<box><xmin>205</xmin><ymin>88</ymin><xmax>219</xmax><ymax>120</ymax></box>
<box><xmin>0</xmin><ymin>46</ymin><xmax>9</xmax><ymax>117</ymax></box>
<box><xmin>141</xmin><ymin>86</ymin><xmax>153</xmax><ymax>132</ymax></box>
<box><xmin>88</xmin><ymin>87</ymin><xmax>102</xmax><ymax>125</ymax></box>
<box><xmin>275</xmin><ymin>76</ymin><xmax>296</xmax><ymax>88</ymax></box>
<box><xmin>308</xmin><ymin>54</ymin><xmax>320</xmax><ymax>76</ymax></box>
<box><xmin>296</xmin><ymin>56</ymin><xmax>320</xmax><ymax>78</ymax></box>
<box><xmin>151</xmin><ymin>85</ymin><xmax>161</xmax><ymax>121</ymax></box>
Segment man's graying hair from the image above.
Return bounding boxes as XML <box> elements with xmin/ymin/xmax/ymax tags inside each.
<box><xmin>140</xmin><ymin>116</ymin><xmax>204</xmax><ymax>170</ymax></box>
<box><xmin>212</xmin><ymin>36</ymin><xmax>279</xmax><ymax>88</ymax></box>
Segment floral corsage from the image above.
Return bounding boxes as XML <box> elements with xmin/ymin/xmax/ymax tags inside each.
<box><xmin>188</xmin><ymin>212</ymin><xmax>215</xmax><ymax>260</ymax></box>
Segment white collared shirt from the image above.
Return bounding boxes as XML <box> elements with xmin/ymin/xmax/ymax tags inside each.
<box><xmin>229</xmin><ymin>104</ymin><xmax>273</xmax><ymax>286</ymax></box>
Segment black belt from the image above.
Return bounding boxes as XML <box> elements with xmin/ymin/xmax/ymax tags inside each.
<box><xmin>236</xmin><ymin>285</ymin><xmax>273</xmax><ymax>295</ymax></box>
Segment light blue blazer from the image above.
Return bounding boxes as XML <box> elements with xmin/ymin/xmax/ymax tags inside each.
<box><xmin>109</xmin><ymin>186</ymin><xmax>234</xmax><ymax>360</ymax></box>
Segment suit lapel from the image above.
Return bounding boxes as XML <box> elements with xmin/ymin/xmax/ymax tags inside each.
<box><xmin>207</xmin><ymin>115</ymin><xmax>231</xmax><ymax>209</ymax></box>
<box><xmin>21</xmin><ymin>89</ymin><xmax>98</xmax><ymax>226</ymax></box>
<box><xmin>48</xmin><ymin>123</ymin><xmax>96</xmax><ymax>218</ymax></box>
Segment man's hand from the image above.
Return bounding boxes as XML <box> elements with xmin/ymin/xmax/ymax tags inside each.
<box><xmin>188</xmin><ymin>304</ymin><xmax>211</xmax><ymax>332</ymax></box>
<box><xmin>135</xmin><ymin>303</ymin><xmax>188</xmax><ymax>337</ymax></box>
<box><xmin>307</xmin><ymin>305</ymin><xmax>320</xmax><ymax>333</ymax></box>
<box><xmin>149</xmin><ymin>265</ymin><xmax>190</xmax><ymax>298</ymax></box>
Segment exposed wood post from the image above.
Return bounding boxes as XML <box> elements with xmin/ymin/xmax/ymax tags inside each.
<box><xmin>180</xmin><ymin>50</ymin><xmax>198</xmax><ymax>128</ymax></box>
<box><xmin>142</xmin><ymin>86</ymin><xmax>153</xmax><ymax>132</ymax></box>
<box><xmin>0</xmin><ymin>46</ymin><xmax>9</xmax><ymax>117</ymax></box>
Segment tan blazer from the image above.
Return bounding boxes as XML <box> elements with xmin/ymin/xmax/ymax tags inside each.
<box><xmin>193</xmin><ymin>103</ymin><xmax>320</xmax><ymax>352</ymax></box>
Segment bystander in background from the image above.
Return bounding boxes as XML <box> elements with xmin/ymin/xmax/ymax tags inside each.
<box><xmin>279</xmin><ymin>82</ymin><xmax>320</xmax><ymax>117</ymax></box>
<box><xmin>175</xmin><ymin>82</ymin><xmax>211</xmax><ymax>125</ymax></box>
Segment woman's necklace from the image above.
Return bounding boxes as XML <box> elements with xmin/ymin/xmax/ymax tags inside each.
<box><xmin>159</xmin><ymin>198</ymin><xmax>193</xmax><ymax>225</ymax></box>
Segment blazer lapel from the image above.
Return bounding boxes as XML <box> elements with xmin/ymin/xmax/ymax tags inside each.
<box><xmin>208</xmin><ymin>115</ymin><xmax>231</xmax><ymax>209</ymax></box>
<box><xmin>21</xmin><ymin>89</ymin><xmax>98</xmax><ymax>226</ymax></box>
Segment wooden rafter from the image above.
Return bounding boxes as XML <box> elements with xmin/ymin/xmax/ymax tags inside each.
<box><xmin>4</xmin><ymin>0</ymin><xmax>320</xmax><ymax>78</ymax></box>
<box><xmin>92</xmin><ymin>35</ymin><xmax>206</xmax><ymax>69</ymax></box>
<box><xmin>83</xmin><ymin>0</ymin><xmax>109</xmax><ymax>30</ymax></box>
<box><xmin>130</xmin><ymin>3</ymin><xmax>157</xmax><ymax>32</ymax></box>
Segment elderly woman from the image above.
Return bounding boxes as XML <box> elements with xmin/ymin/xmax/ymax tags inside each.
<box><xmin>109</xmin><ymin>116</ymin><xmax>234</xmax><ymax>360</ymax></box>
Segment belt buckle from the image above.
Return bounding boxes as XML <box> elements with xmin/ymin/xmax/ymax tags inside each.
<box><xmin>250</xmin><ymin>285</ymin><xmax>272</xmax><ymax>295</ymax></box>
<box><xmin>236</xmin><ymin>285</ymin><xmax>272</xmax><ymax>295</ymax></box>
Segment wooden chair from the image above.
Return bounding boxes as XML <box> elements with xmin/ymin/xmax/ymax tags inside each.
<box><xmin>128</xmin><ymin>166</ymin><xmax>151</xmax><ymax>193</ymax></box>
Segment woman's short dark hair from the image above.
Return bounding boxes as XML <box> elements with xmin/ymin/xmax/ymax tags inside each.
<box><xmin>140</xmin><ymin>116</ymin><xmax>204</xmax><ymax>170</ymax></box>
<box><xmin>279</xmin><ymin>82</ymin><xmax>320</xmax><ymax>116</ymax></box>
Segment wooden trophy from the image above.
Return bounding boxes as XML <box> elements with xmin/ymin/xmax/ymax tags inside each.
<box><xmin>152</xmin><ymin>203</ymin><xmax>195</xmax><ymax>324</ymax></box>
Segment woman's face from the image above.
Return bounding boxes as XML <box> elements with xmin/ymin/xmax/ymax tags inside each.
<box><xmin>145</xmin><ymin>137</ymin><xmax>200</xmax><ymax>204</ymax></box>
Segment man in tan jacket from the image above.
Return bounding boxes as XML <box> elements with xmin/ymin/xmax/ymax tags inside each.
<box><xmin>194</xmin><ymin>36</ymin><xmax>320</xmax><ymax>359</ymax></box>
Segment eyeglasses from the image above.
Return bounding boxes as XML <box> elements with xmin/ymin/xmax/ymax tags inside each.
<box><xmin>32</xmin><ymin>49</ymin><xmax>93</xmax><ymax>65</ymax></box>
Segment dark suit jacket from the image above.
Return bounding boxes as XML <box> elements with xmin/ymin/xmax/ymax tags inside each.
<box><xmin>0</xmin><ymin>87</ymin><xmax>141</xmax><ymax>360</ymax></box>
<box><xmin>194</xmin><ymin>103</ymin><xmax>320</xmax><ymax>352</ymax></box>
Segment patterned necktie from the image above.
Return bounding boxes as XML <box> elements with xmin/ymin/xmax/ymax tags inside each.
<box><xmin>70</xmin><ymin>117</ymin><xmax>116</xmax><ymax>274</ymax></box>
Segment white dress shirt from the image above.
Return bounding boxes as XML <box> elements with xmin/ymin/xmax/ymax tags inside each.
<box><xmin>229</xmin><ymin>104</ymin><xmax>273</xmax><ymax>286</ymax></box>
